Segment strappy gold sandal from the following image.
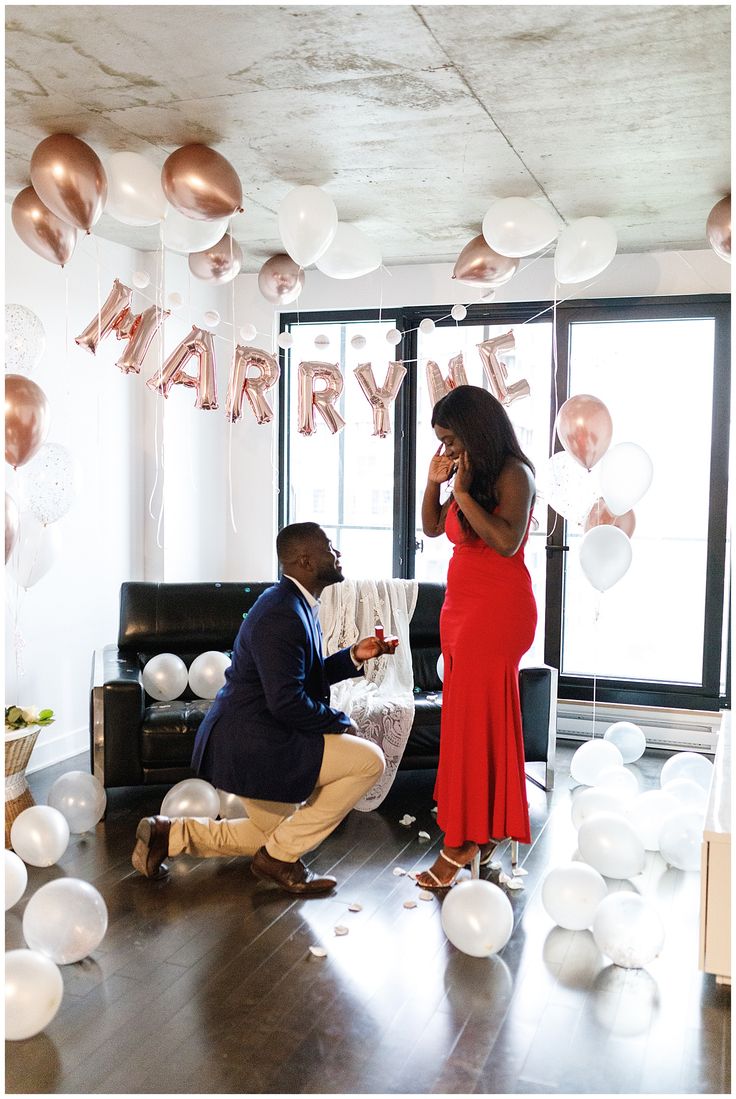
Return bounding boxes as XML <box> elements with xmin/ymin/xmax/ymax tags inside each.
<box><xmin>415</xmin><ymin>845</ymin><xmax>480</xmax><ymax>890</ymax></box>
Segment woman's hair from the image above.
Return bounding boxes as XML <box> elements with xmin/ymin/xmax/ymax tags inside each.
<box><xmin>431</xmin><ymin>385</ymin><xmax>535</xmax><ymax>529</ymax></box>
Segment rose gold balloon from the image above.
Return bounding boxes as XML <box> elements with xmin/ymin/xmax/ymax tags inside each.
<box><xmin>257</xmin><ymin>254</ymin><xmax>304</xmax><ymax>305</ymax></box>
<box><xmin>161</xmin><ymin>144</ymin><xmax>243</xmax><ymax>221</ymax></box>
<box><xmin>584</xmin><ymin>497</ymin><xmax>636</xmax><ymax>538</ymax></box>
<box><xmin>477</xmin><ymin>331</ymin><xmax>530</xmax><ymax>406</ymax></box>
<box><xmin>188</xmin><ymin>233</ymin><xmax>243</xmax><ymax>284</ymax></box>
<box><xmin>354</xmin><ymin>361</ymin><xmax>407</xmax><ymax>437</ymax></box>
<box><xmin>75</xmin><ymin>279</ymin><xmax>133</xmax><ymax>354</ymax></box>
<box><xmin>30</xmin><ymin>133</ymin><xmax>107</xmax><ymax>231</ymax></box>
<box><xmin>146</xmin><ymin>326</ymin><xmax>218</xmax><ymax>409</ymax></box>
<box><xmin>116</xmin><ymin>306</ymin><xmax>170</xmax><ymax>374</ymax></box>
<box><xmin>5</xmin><ymin>493</ymin><xmax>19</xmax><ymax>563</ymax></box>
<box><xmin>226</xmin><ymin>346</ymin><xmax>280</xmax><ymax>424</ymax></box>
<box><xmin>706</xmin><ymin>195</ymin><xmax>730</xmax><ymax>262</ymax></box>
<box><xmin>5</xmin><ymin>374</ymin><xmax>51</xmax><ymax>468</ymax></box>
<box><xmin>555</xmin><ymin>394</ymin><xmax>613</xmax><ymax>471</ymax></box>
<box><xmin>297</xmin><ymin>362</ymin><xmax>346</xmax><ymax>435</ymax></box>
<box><xmin>426</xmin><ymin>352</ymin><xmax>469</xmax><ymax>408</ymax></box>
<box><xmin>452</xmin><ymin>234</ymin><xmax>519</xmax><ymax>287</ymax></box>
<box><xmin>11</xmin><ymin>186</ymin><xmax>78</xmax><ymax>267</ymax></box>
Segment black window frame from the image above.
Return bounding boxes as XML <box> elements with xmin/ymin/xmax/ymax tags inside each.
<box><xmin>279</xmin><ymin>293</ymin><xmax>730</xmax><ymax>712</ymax></box>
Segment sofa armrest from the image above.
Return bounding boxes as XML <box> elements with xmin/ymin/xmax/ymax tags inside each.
<box><xmin>90</xmin><ymin>644</ymin><xmax>146</xmax><ymax>790</ymax></box>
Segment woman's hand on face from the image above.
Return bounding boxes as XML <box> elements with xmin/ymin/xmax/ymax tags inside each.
<box><xmin>428</xmin><ymin>445</ymin><xmax>456</xmax><ymax>484</ymax></box>
<box><xmin>453</xmin><ymin>450</ymin><xmax>472</xmax><ymax>495</ymax></box>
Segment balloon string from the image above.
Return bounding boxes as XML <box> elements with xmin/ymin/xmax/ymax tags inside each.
<box><xmin>591</xmin><ymin>593</ymin><xmax>601</xmax><ymax>738</ymax></box>
<box><xmin>227</xmin><ymin>223</ymin><xmax>238</xmax><ymax>535</ymax></box>
<box><xmin>94</xmin><ymin>236</ymin><xmax>102</xmax><ymax>349</ymax></box>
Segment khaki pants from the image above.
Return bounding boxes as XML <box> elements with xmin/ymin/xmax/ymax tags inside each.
<box><xmin>168</xmin><ymin>733</ymin><xmax>385</xmax><ymax>863</ymax></box>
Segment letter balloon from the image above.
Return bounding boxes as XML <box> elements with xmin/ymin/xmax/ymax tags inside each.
<box><xmin>146</xmin><ymin>326</ymin><xmax>218</xmax><ymax>409</ymax></box>
<box><xmin>11</xmin><ymin>186</ymin><xmax>78</xmax><ymax>267</ymax></box>
<box><xmin>353</xmin><ymin>361</ymin><xmax>407</xmax><ymax>437</ymax></box>
<box><xmin>477</xmin><ymin>331</ymin><xmax>530</xmax><ymax>405</ymax></box>
<box><xmin>297</xmin><ymin>361</ymin><xmax>346</xmax><ymax>435</ymax></box>
<box><xmin>115</xmin><ymin>305</ymin><xmax>169</xmax><ymax>374</ymax></box>
<box><xmin>426</xmin><ymin>352</ymin><xmax>469</xmax><ymax>409</ymax></box>
<box><xmin>75</xmin><ymin>279</ymin><xmax>133</xmax><ymax>355</ymax></box>
<box><xmin>30</xmin><ymin>133</ymin><xmax>107</xmax><ymax>232</ymax></box>
<box><xmin>226</xmin><ymin>346</ymin><xmax>280</xmax><ymax>424</ymax></box>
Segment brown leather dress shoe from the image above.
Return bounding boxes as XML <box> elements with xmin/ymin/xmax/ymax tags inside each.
<box><xmin>251</xmin><ymin>846</ymin><xmax>336</xmax><ymax>895</ymax></box>
<box><xmin>131</xmin><ymin>816</ymin><xmax>171</xmax><ymax>879</ymax></box>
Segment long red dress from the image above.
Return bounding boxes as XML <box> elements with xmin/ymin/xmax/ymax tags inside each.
<box><xmin>434</xmin><ymin>499</ymin><xmax>537</xmax><ymax>846</ymax></box>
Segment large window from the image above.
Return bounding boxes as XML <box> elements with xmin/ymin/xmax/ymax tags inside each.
<box><xmin>280</xmin><ymin>295</ymin><xmax>730</xmax><ymax>711</ymax></box>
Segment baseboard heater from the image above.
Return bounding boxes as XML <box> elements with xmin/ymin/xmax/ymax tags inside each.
<box><xmin>556</xmin><ymin>701</ymin><xmax>724</xmax><ymax>754</ymax></box>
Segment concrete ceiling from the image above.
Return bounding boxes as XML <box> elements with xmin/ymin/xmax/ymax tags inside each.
<box><xmin>5</xmin><ymin>4</ymin><xmax>731</xmax><ymax>271</ymax></box>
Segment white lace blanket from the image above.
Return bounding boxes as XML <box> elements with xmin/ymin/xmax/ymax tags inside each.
<box><xmin>319</xmin><ymin>578</ymin><xmax>418</xmax><ymax>811</ymax></box>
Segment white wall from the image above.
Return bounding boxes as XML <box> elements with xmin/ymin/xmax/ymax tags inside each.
<box><xmin>5</xmin><ymin>211</ymin><xmax>146</xmax><ymax>768</ymax></box>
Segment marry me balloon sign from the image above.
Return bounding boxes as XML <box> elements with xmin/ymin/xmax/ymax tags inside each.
<box><xmin>74</xmin><ymin>279</ymin><xmax>532</xmax><ymax>439</ymax></box>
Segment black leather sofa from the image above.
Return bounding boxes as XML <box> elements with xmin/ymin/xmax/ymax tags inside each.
<box><xmin>90</xmin><ymin>581</ymin><xmax>557</xmax><ymax>794</ymax></box>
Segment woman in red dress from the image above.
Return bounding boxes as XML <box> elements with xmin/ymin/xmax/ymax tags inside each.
<box><xmin>416</xmin><ymin>385</ymin><xmax>537</xmax><ymax>889</ymax></box>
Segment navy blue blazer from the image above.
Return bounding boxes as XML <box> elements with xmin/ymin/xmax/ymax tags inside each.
<box><xmin>191</xmin><ymin>577</ymin><xmax>363</xmax><ymax>802</ymax></box>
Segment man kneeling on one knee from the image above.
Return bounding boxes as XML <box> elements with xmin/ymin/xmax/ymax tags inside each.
<box><xmin>132</xmin><ymin>522</ymin><xmax>392</xmax><ymax>895</ymax></box>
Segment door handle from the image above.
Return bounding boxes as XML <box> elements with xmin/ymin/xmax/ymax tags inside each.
<box><xmin>545</xmin><ymin>544</ymin><xmax>569</xmax><ymax>557</ymax></box>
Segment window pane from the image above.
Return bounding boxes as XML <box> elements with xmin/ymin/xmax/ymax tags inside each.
<box><xmin>415</xmin><ymin>321</ymin><xmax>552</xmax><ymax>666</ymax></box>
<box><xmin>286</xmin><ymin>318</ymin><xmax>397</xmax><ymax>579</ymax></box>
<box><xmin>563</xmin><ymin>318</ymin><xmax>715</xmax><ymax>683</ymax></box>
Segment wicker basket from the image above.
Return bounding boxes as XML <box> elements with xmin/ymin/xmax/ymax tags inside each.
<box><xmin>5</xmin><ymin>726</ymin><xmax>40</xmax><ymax>848</ymax></box>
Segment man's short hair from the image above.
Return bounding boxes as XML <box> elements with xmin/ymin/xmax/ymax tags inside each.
<box><xmin>276</xmin><ymin>522</ymin><xmax>325</xmax><ymax>564</ymax></box>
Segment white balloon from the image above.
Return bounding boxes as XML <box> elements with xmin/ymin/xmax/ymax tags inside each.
<box><xmin>161</xmin><ymin>777</ymin><xmax>220</xmax><ymax>818</ymax></box>
<box><xmin>314</xmin><ymin>222</ymin><xmax>382</xmax><ymax>279</ymax></box>
<box><xmin>663</xmin><ymin>777</ymin><xmax>708</xmax><ymax>813</ymax></box>
<box><xmin>571</xmin><ymin>786</ymin><xmax>626</xmax><ymax>829</ymax></box>
<box><xmin>188</xmin><ymin>651</ymin><xmax>231</xmax><ymax>699</ymax></box>
<box><xmin>660</xmin><ymin>751</ymin><xmax>714</xmax><ymax>792</ymax></box>
<box><xmin>132</xmin><ymin>270</ymin><xmax>150</xmax><ymax>289</ymax></box>
<box><xmin>441</xmin><ymin>880</ymin><xmax>513</xmax><ymax>957</ymax></box>
<box><xmin>595</xmin><ymin>765</ymin><xmax>639</xmax><ymax>800</ymax></box>
<box><xmin>451</xmin><ymin>304</ymin><xmax>467</xmax><ymax>321</ymax></box>
<box><xmin>554</xmin><ymin>216</ymin><xmax>618</xmax><ymax>284</ymax></box>
<box><xmin>386</xmin><ymin>328</ymin><xmax>402</xmax><ymax>346</ymax></box>
<box><xmin>436</xmin><ymin>653</ymin><xmax>444</xmax><ymax>683</ymax></box>
<box><xmin>167</xmin><ymin>291</ymin><xmax>183</xmax><ymax>308</ymax></box>
<box><xmin>10</xmin><ymin>806</ymin><xmax>70</xmax><ymax>867</ymax></box>
<box><xmin>278</xmin><ymin>185</ymin><xmax>338</xmax><ymax>267</ymax></box>
<box><xmin>603</xmin><ymin>721</ymin><xmax>646</xmax><ymax>763</ymax></box>
<box><xmin>570</xmin><ymin>740</ymin><xmax>623</xmax><ymax>786</ymax></box>
<box><xmin>419</xmin><ymin>318</ymin><xmax>435</xmax><ymax>334</ymax></box>
<box><xmin>598</xmin><ymin>442</ymin><xmax>653</xmax><ymax>516</ymax></box>
<box><xmin>21</xmin><ymin>442</ymin><xmax>75</xmax><ymax>526</ymax></box>
<box><xmin>5</xmin><ymin>850</ymin><xmax>28</xmax><ymax>910</ymax></box>
<box><xmin>47</xmin><ymin>770</ymin><xmax>107</xmax><ymax>834</ymax></box>
<box><xmin>217</xmin><ymin>789</ymin><xmax>248</xmax><ymax>820</ymax></box>
<box><xmin>538</xmin><ymin>451</ymin><xmax>598</xmax><ymax>527</ymax></box>
<box><xmin>577</xmin><ymin>811</ymin><xmax>646</xmax><ymax>879</ymax></box>
<box><xmin>541</xmin><ymin>861</ymin><xmax>607</xmax><ymax>930</ymax></box>
<box><xmin>5</xmin><ymin>949</ymin><xmax>64</xmax><ymax>1040</ymax></box>
<box><xmin>482</xmin><ymin>196</ymin><xmax>560</xmax><ymax>258</ymax></box>
<box><xmin>350</xmin><ymin>334</ymin><xmax>366</xmax><ymax>350</ymax></box>
<box><xmin>592</xmin><ymin>892</ymin><xmax>665</xmax><ymax>968</ymax></box>
<box><xmin>579</xmin><ymin>524</ymin><xmax>632</xmax><ymax>592</ymax></box>
<box><xmin>8</xmin><ymin>510</ymin><xmax>61</xmax><ymax>589</ymax></box>
<box><xmin>239</xmin><ymin>323</ymin><xmax>257</xmax><ymax>342</ymax></box>
<box><xmin>142</xmin><ymin>653</ymin><xmax>188</xmax><ymax>701</ymax></box>
<box><xmin>23</xmin><ymin>878</ymin><xmax>108</xmax><ymax>964</ymax></box>
<box><xmin>163</xmin><ymin>206</ymin><xmax>229</xmax><ymax>254</ymax></box>
<box><xmin>104</xmin><ymin>151</ymin><xmax>167</xmax><ymax>226</ymax></box>
<box><xmin>658</xmin><ymin>809</ymin><xmax>704</xmax><ymax>871</ymax></box>
<box><xmin>277</xmin><ymin>332</ymin><xmax>293</xmax><ymax>349</ymax></box>
<box><xmin>626</xmin><ymin>789</ymin><xmax>682</xmax><ymax>850</ymax></box>
<box><xmin>5</xmin><ymin>304</ymin><xmax>46</xmax><ymax>374</ymax></box>
<box><xmin>203</xmin><ymin>310</ymin><xmax>220</xmax><ymax>327</ymax></box>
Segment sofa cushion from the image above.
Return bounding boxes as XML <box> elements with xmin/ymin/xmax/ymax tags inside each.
<box><xmin>140</xmin><ymin>700</ymin><xmax>213</xmax><ymax>765</ymax></box>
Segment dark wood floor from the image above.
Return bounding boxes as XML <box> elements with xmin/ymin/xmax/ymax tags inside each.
<box><xmin>6</xmin><ymin>744</ymin><xmax>731</xmax><ymax>1095</ymax></box>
